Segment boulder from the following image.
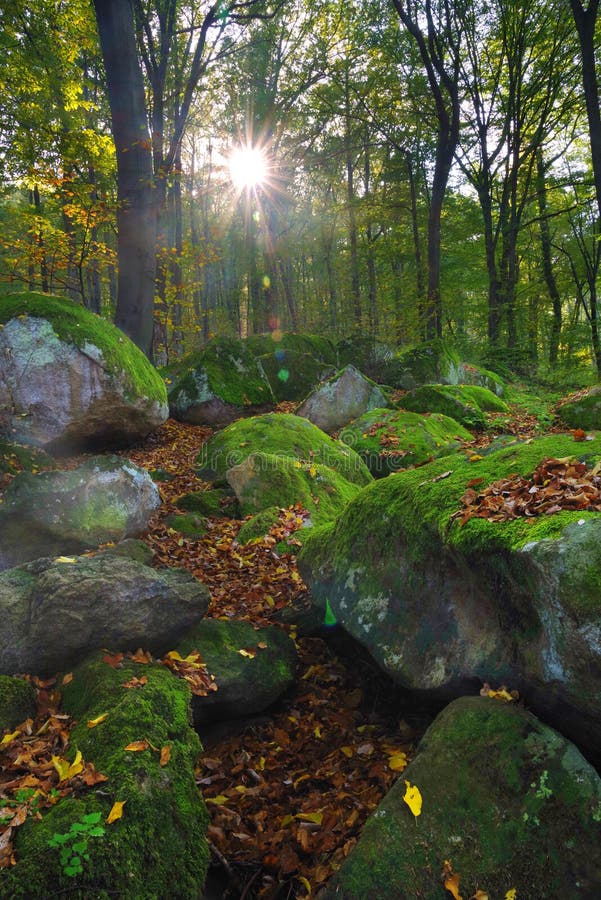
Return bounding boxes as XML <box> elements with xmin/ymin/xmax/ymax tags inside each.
<box><xmin>0</xmin><ymin>675</ymin><xmax>36</xmax><ymax>731</ymax></box>
<box><xmin>557</xmin><ymin>385</ymin><xmax>601</xmax><ymax>430</ymax></box>
<box><xmin>175</xmin><ymin>487</ymin><xmax>240</xmax><ymax>519</ymax></box>
<box><xmin>298</xmin><ymin>433</ymin><xmax>601</xmax><ymax>761</ymax></box>
<box><xmin>0</xmin><ymin>292</ymin><xmax>168</xmax><ymax>453</ymax></box>
<box><xmin>400</xmin><ymin>383</ymin><xmax>508</xmax><ymax>429</ymax></box>
<box><xmin>336</xmin><ymin>335</ymin><xmax>395</xmax><ymax>379</ymax></box>
<box><xmin>164</xmin><ymin>512</ymin><xmax>209</xmax><ymax>538</ymax></box>
<box><xmin>257</xmin><ymin>350</ymin><xmax>334</xmax><ymax>402</ymax></box>
<box><xmin>236</xmin><ymin>506</ymin><xmax>281</xmax><ymax>545</ymax></box>
<box><xmin>176</xmin><ymin>618</ymin><xmax>297</xmax><ymax>724</ymax></box>
<box><xmin>0</xmin><ymin>554</ymin><xmax>210</xmax><ymax>675</ymax></box>
<box><xmin>246</xmin><ymin>331</ymin><xmax>337</xmax><ymax>365</ymax></box>
<box><xmin>167</xmin><ymin>336</ymin><xmax>274</xmax><ymax>426</ymax></box>
<box><xmin>323</xmin><ymin>696</ymin><xmax>601</xmax><ymax>899</ymax></box>
<box><xmin>380</xmin><ymin>341</ymin><xmax>505</xmax><ymax>395</ymax></box>
<box><xmin>226</xmin><ymin>452</ymin><xmax>365</xmax><ymax>524</ymax></box>
<box><xmin>340</xmin><ymin>408</ymin><xmax>472</xmax><ymax>476</ymax></box>
<box><xmin>9</xmin><ymin>654</ymin><xmax>209</xmax><ymax>898</ymax></box>
<box><xmin>0</xmin><ymin>455</ymin><xmax>161</xmax><ymax>571</ymax></box>
<box><xmin>196</xmin><ymin>412</ymin><xmax>372</xmax><ymax>488</ymax></box>
<box><xmin>0</xmin><ymin>439</ymin><xmax>53</xmax><ymax>479</ymax></box>
<box><xmin>296</xmin><ymin>365</ymin><xmax>390</xmax><ymax>434</ymax></box>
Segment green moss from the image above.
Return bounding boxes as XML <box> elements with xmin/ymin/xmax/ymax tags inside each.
<box><xmin>341</xmin><ymin>408</ymin><xmax>472</xmax><ymax>476</ymax></box>
<box><xmin>0</xmin><ymin>440</ymin><xmax>54</xmax><ymax>476</ymax></box>
<box><xmin>246</xmin><ymin>332</ymin><xmax>337</xmax><ymax>365</ymax></box>
<box><xmin>0</xmin><ymin>292</ymin><xmax>167</xmax><ymax>405</ymax></box>
<box><xmin>5</xmin><ymin>656</ymin><xmax>209</xmax><ymax>899</ymax></box>
<box><xmin>0</xmin><ymin>675</ymin><xmax>36</xmax><ymax>731</ymax></box>
<box><xmin>400</xmin><ymin>383</ymin><xmax>508</xmax><ymax>429</ymax></box>
<box><xmin>258</xmin><ymin>350</ymin><xmax>332</xmax><ymax>401</ymax></box>
<box><xmin>196</xmin><ymin>412</ymin><xmax>372</xmax><ymax>487</ymax></box>
<box><xmin>556</xmin><ymin>385</ymin><xmax>601</xmax><ymax>430</ymax></box>
<box><xmin>175</xmin><ymin>488</ymin><xmax>240</xmax><ymax>518</ymax></box>
<box><xmin>164</xmin><ymin>512</ymin><xmax>208</xmax><ymax>537</ymax></box>
<box><xmin>237</xmin><ymin>506</ymin><xmax>281</xmax><ymax>544</ymax></box>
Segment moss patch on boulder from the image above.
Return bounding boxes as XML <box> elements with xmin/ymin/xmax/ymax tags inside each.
<box><xmin>175</xmin><ymin>487</ymin><xmax>240</xmax><ymax>518</ymax></box>
<box><xmin>341</xmin><ymin>408</ymin><xmax>472</xmax><ymax>476</ymax></box>
<box><xmin>196</xmin><ymin>412</ymin><xmax>372</xmax><ymax>488</ymax></box>
<box><xmin>236</xmin><ymin>506</ymin><xmax>281</xmax><ymax>544</ymax></box>
<box><xmin>6</xmin><ymin>655</ymin><xmax>209</xmax><ymax>899</ymax></box>
<box><xmin>400</xmin><ymin>383</ymin><xmax>508</xmax><ymax>429</ymax></box>
<box><xmin>176</xmin><ymin>619</ymin><xmax>297</xmax><ymax>724</ymax></box>
<box><xmin>0</xmin><ymin>440</ymin><xmax>53</xmax><ymax>477</ymax></box>
<box><xmin>556</xmin><ymin>385</ymin><xmax>601</xmax><ymax>430</ymax></box>
<box><xmin>246</xmin><ymin>332</ymin><xmax>337</xmax><ymax>365</ymax></box>
<box><xmin>164</xmin><ymin>512</ymin><xmax>209</xmax><ymax>538</ymax></box>
<box><xmin>258</xmin><ymin>350</ymin><xmax>333</xmax><ymax>402</ymax></box>
<box><xmin>0</xmin><ymin>675</ymin><xmax>36</xmax><ymax>732</ymax></box>
<box><xmin>324</xmin><ymin>697</ymin><xmax>601</xmax><ymax>899</ymax></box>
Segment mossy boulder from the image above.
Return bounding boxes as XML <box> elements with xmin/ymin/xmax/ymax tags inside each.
<box><xmin>0</xmin><ymin>554</ymin><xmax>210</xmax><ymax>676</ymax></box>
<box><xmin>336</xmin><ymin>335</ymin><xmax>395</xmax><ymax>379</ymax></box>
<box><xmin>246</xmin><ymin>332</ymin><xmax>337</xmax><ymax>365</ymax></box>
<box><xmin>299</xmin><ymin>433</ymin><xmax>601</xmax><ymax>760</ymax></box>
<box><xmin>400</xmin><ymin>383</ymin><xmax>508</xmax><ymax>429</ymax></box>
<box><xmin>175</xmin><ymin>487</ymin><xmax>240</xmax><ymax>519</ymax></box>
<box><xmin>236</xmin><ymin>506</ymin><xmax>281</xmax><ymax>544</ymax></box>
<box><xmin>167</xmin><ymin>336</ymin><xmax>274</xmax><ymax>426</ymax></box>
<box><xmin>196</xmin><ymin>412</ymin><xmax>372</xmax><ymax>488</ymax></box>
<box><xmin>257</xmin><ymin>350</ymin><xmax>333</xmax><ymax>402</ymax></box>
<box><xmin>5</xmin><ymin>655</ymin><xmax>209</xmax><ymax>899</ymax></box>
<box><xmin>164</xmin><ymin>512</ymin><xmax>209</xmax><ymax>538</ymax></box>
<box><xmin>0</xmin><ymin>292</ymin><xmax>168</xmax><ymax>453</ymax></box>
<box><xmin>296</xmin><ymin>365</ymin><xmax>391</xmax><ymax>434</ymax></box>
<box><xmin>458</xmin><ymin>360</ymin><xmax>505</xmax><ymax>395</ymax></box>
<box><xmin>341</xmin><ymin>408</ymin><xmax>472</xmax><ymax>476</ymax></box>
<box><xmin>556</xmin><ymin>385</ymin><xmax>601</xmax><ymax>430</ymax></box>
<box><xmin>391</xmin><ymin>339</ymin><xmax>463</xmax><ymax>386</ymax></box>
<box><xmin>0</xmin><ymin>455</ymin><xmax>161</xmax><ymax>571</ymax></box>
<box><xmin>0</xmin><ymin>439</ymin><xmax>53</xmax><ymax>477</ymax></box>
<box><xmin>176</xmin><ymin>619</ymin><xmax>297</xmax><ymax>724</ymax></box>
<box><xmin>324</xmin><ymin>696</ymin><xmax>601</xmax><ymax>899</ymax></box>
<box><xmin>0</xmin><ymin>675</ymin><xmax>35</xmax><ymax>731</ymax></box>
<box><xmin>226</xmin><ymin>452</ymin><xmax>365</xmax><ymax>526</ymax></box>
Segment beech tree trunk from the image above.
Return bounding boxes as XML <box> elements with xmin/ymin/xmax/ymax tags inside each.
<box><xmin>93</xmin><ymin>0</ymin><xmax>156</xmax><ymax>357</ymax></box>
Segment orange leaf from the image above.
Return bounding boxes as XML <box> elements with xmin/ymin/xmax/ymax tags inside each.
<box><xmin>124</xmin><ymin>740</ymin><xmax>149</xmax><ymax>752</ymax></box>
<box><xmin>102</xmin><ymin>651</ymin><xmax>124</xmax><ymax>668</ymax></box>
<box><xmin>160</xmin><ymin>745</ymin><xmax>171</xmax><ymax>767</ymax></box>
<box><xmin>573</xmin><ymin>428</ymin><xmax>587</xmax><ymax>442</ymax></box>
<box><xmin>62</xmin><ymin>672</ymin><xmax>73</xmax><ymax>686</ymax></box>
<box><xmin>106</xmin><ymin>800</ymin><xmax>125</xmax><ymax>824</ymax></box>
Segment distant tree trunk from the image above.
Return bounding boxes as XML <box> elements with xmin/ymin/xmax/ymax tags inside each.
<box><xmin>33</xmin><ymin>185</ymin><xmax>49</xmax><ymax>293</ymax></box>
<box><xmin>93</xmin><ymin>0</ymin><xmax>157</xmax><ymax>357</ymax></box>
<box><xmin>536</xmin><ymin>151</ymin><xmax>562</xmax><ymax>366</ymax></box>
<box><xmin>570</xmin><ymin>0</ymin><xmax>601</xmax><ymax>221</ymax></box>
<box><xmin>344</xmin><ymin>67</ymin><xmax>361</xmax><ymax>329</ymax></box>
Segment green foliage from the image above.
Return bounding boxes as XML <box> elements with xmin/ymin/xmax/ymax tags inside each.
<box><xmin>48</xmin><ymin>812</ymin><xmax>105</xmax><ymax>878</ymax></box>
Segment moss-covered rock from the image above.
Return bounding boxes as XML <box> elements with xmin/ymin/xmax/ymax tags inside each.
<box><xmin>4</xmin><ymin>655</ymin><xmax>209</xmax><ymax>899</ymax></box>
<box><xmin>299</xmin><ymin>433</ymin><xmax>601</xmax><ymax>759</ymax></box>
<box><xmin>257</xmin><ymin>350</ymin><xmax>333</xmax><ymax>402</ymax></box>
<box><xmin>400</xmin><ymin>383</ymin><xmax>508</xmax><ymax>429</ymax></box>
<box><xmin>296</xmin><ymin>365</ymin><xmax>391</xmax><ymax>433</ymax></box>
<box><xmin>0</xmin><ymin>439</ymin><xmax>53</xmax><ymax>477</ymax></box>
<box><xmin>164</xmin><ymin>512</ymin><xmax>209</xmax><ymax>538</ymax></box>
<box><xmin>167</xmin><ymin>336</ymin><xmax>274</xmax><ymax>426</ymax></box>
<box><xmin>175</xmin><ymin>487</ymin><xmax>240</xmax><ymax>519</ymax></box>
<box><xmin>196</xmin><ymin>412</ymin><xmax>372</xmax><ymax>488</ymax></box>
<box><xmin>226</xmin><ymin>452</ymin><xmax>366</xmax><ymax>527</ymax></box>
<box><xmin>0</xmin><ymin>292</ymin><xmax>168</xmax><ymax>452</ymax></box>
<box><xmin>336</xmin><ymin>335</ymin><xmax>395</xmax><ymax>379</ymax></box>
<box><xmin>0</xmin><ymin>675</ymin><xmax>35</xmax><ymax>732</ymax></box>
<box><xmin>246</xmin><ymin>332</ymin><xmax>337</xmax><ymax>365</ymax></box>
<box><xmin>176</xmin><ymin>619</ymin><xmax>297</xmax><ymax>724</ymax></box>
<box><xmin>391</xmin><ymin>339</ymin><xmax>463</xmax><ymax>386</ymax></box>
<box><xmin>236</xmin><ymin>506</ymin><xmax>281</xmax><ymax>544</ymax></box>
<box><xmin>556</xmin><ymin>385</ymin><xmax>601</xmax><ymax>430</ymax></box>
<box><xmin>0</xmin><ymin>455</ymin><xmax>161</xmax><ymax>570</ymax></box>
<box><xmin>324</xmin><ymin>697</ymin><xmax>601</xmax><ymax>899</ymax></box>
<box><xmin>341</xmin><ymin>408</ymin><xmax>472</xmax><ymax>476</ymax></box>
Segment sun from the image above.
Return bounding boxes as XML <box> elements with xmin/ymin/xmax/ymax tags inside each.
<box><xmin>228</xmin><ymin>144</ymin><xmax>268</xmax><ymax>190</ymax></box>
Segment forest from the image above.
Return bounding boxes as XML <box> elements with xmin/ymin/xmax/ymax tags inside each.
<box><xmin>1</xmin><ymin>0</ymin><xmax>600</xmax><ymax>378</ymax></box>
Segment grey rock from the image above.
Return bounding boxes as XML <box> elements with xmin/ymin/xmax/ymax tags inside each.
<box><xmin>296</xmin><ymin>365</ymin><xmax>390</xmax><ymax>433</ymax></box>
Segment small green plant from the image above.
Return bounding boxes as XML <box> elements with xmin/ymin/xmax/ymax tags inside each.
<box><xmin>48</xmin><ymin>811</ymin><xmax>105</xmax><ymax>877</ymax></box>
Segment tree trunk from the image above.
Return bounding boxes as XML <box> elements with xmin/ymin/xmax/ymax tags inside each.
<box><xmin>93</xmin><ymin>0</ymin><xmax>157</xmax><ymax>357</ymax></box>
<box><xmin>570</xmin><ymin>0</ymin><xmax>601</xmax><ymax>221</ymax></box>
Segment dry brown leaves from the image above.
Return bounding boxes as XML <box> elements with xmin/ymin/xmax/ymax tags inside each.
<box><xmin>455</xmin><ymin>456</ymin><xmax>601</xmax><ymax>525</ymax></box>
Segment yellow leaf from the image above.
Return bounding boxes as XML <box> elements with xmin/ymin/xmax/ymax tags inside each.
<box><xmin>206</xmin><ymin>795</ymin><xmax>229</xmax><ymax>806</ymax></box>
<box><xmin>297</xmin><ymin>875</ymin><xmax>312</xmax><ymax>896</ymax></box>
<box><xmin>165</xmin><ymin>650</ymin><xmax>184</xmax><ymax>662</ymax></box>
<box><xmin>340</xmin><ymin>746</ymin><xmax>353</xmax><ymax>758</ymax></box>
<box><xmin>468</xmin><ymin>454</ymin><xmax>483</xmax><ymax>462</ymax></box>
<box><xmin>471</xmin><ymin>891</ymin><xmax>489</xmax><ymax>899</ymax></box>
<box><xmin>309</xmin><ymin>465</ymin><xmax>317</xmax><ymax>477</ymax></box>
<box><xmin>107</xmin><ymin>800</ymin><xmax>125</xmax><ymax>824</ymax></box>
<box><xmin>388</xmin><ymin>751</ymin><xmax>408</xmax><ymax>772</ymax></box>
<box><xmin>294</xmin><ymin>460</ymin><xmax>302</xmax><ymax>468</ymax></box>
<box><xmin>403</xmin><ymin>780</ymin><xmax>422</xmax><ymax>818</ymax></box>
<box><xmin>314</xmin><ymin>725</ymin><xmax>322</xmax><ymax>738</ymax></box>
<box><xmin>487</xmin><ymin>689</ymin><xmax>514</xmax><ymax>702</ymax></box>
<box><xmin>52</xmin><ymin>755</ymin><xmax>70</xmax><ymax>781</ymax></box>
<box><xmin>87</xmin><ymin>713</ymin><xmax>108</xmax><ymax>728</ymax></box>
<box><xmin>281</xmin><ymin>813</ymin><xmax>295</xmax><ymax>827</ymax></box>
<box><xmin>505</xmin><ymin>891</ymin><xmax>517</xmax><ymax>900</ymax></box>
<box><xmin>0</xmin><ymin>729</ymin><xmax>21</xmax><ymax>747</ymax></box>
<box><xmin>54</xmin><ymin>556</ymin><xmax>77</xmax><ymax>563</ymax></box>
<box><xmin>296</xmin><ymin>811</ymin><xmax>323</xmax><ymax>825</ymax></box>
<box><xmin>160</xmin><ymin>745</ymin><xmax>171</xmax><ymax>767</ymax></box>
<box><xmin>68</xmin><ymin>749</ymin><xmax>84</xmax><ymax>778</ymax></box>
<box><xmin>238</xmin><ymin>648</ymin><xmax>255</xmax><ymax>658</ymax></box>
<box><xmin>444</xmin><ymin>871</ymin><xmax>462</xmax><ymax>900</ymax></box>
<box><xmin>124</xmin><ymin>740</ymin><xmax>149</xmax><ymax>752</ymax></box>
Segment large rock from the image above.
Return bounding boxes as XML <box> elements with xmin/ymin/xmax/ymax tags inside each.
<box><xmin>0</xmin><ymin>455</ymin><xmax>161</xmax><ymax>571</ymax></box>
<box><xmin>258</xmin><ymin>350</ymin><xmax>333</xmax><ymax>402</ymax></box>
<box><xmin>296</xmin><ymin>365</ymin><xmax>390</xmax><ymax>433</ymax></box>
<box><xmin>340</xmin><ymin>408</ymin><xmax>472</xmax><ymax>477</ymax></box>
<box><xmin>0</xmin><ymin>292</ymin><xmax>168</xmax><ymax>452</ymax></box>
<box><xmin>246</xmin><ymin>331</ymin><xmax>337</xmax><ymax>365</ymax></box>
<box><xmin>167</xmin><ymin>336</ymin><xmax>274</xmax><ymax>426</ymax></box>
<box><xmin>196</xmin><ymin>412</ymin><xmax>372</xmax><ymax>488</ymax></box>
<box><xmin>176</xmin><ymin>618</ymin><xmax>297</xmax><ymax>724</ymax></box>
<box><xmin>0</xmin><ymin>554</ymin><xmax>210</xmax><ymax>675</ymax></box>
<box><xmin>400</xmin><ymin>383</ymin><xmax>508</xmax><ymax>429</ymax></box>
<box><xmin>9</xmin><ymin>654</ymin><xmax>209</xmax><ymax>898</ymax></box>
<box><xmin>324</xmin><ymin>696</ymin><xmax>601</xmax><ymax>899</ymax></box>
<box><xmin>226</xmin><ymin>451</ymin><xmax>365</xmax><ymax>523</ymax></box>
<box><xmin>299</xmin><ymin>433</ymin><xmax>601</xmax><ymax>760</ymax></box>
<box><xmin>557</xmin><ymin>385</ymin><xmax>601</xmax><ymax>430</ymax></box>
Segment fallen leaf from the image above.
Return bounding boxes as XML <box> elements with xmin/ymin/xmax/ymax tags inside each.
<box><xmin>238</xmin><ymin>648</ymin><xmax>256</xmax><ymax>658</ymax></box>
<box><xmin>505</xmin><ymin>891</ymin><xmax>517</xmax><ymax>900</ymax></box>
<box><xmin>206</xmin><ymin>795</ymin><xmax>230</xmax><ymax>806</ymax></box>
<box><xmin>102</xmin><ymin>651</ymin><xmax>124</xmax><ymax>668</ymax></box>
<box><xmin>87</xmin><ymin>713</ymin><xmax>108</xmax><ymax>728</ymax></box>
<box><xmin>403</xmin><ymin>780</ymin><xmax>422</xmax><ymax>818</ymax></box>
<box><xmin>388</xmin><ymin>751</ymin><xmax>408</xmax><ymax>772</ymax></box>
<box><xmin>297</xmin><ymin>875</ymin><xmax>312</xmax><ymax>896</ymax></box>
<box><xmin>106</xmin><ymin>800</ymin><xmax>125</xmax><ymax>824</ymax></box>
<box><xmin>62</xmin><ymin>673</ymin><xmax>73</xmax><ymax>686</ymax></box>
<box><xmin>0</xmin><ymin>730</ymin><xmax>21</xmax><ymax>748</ymax></box>
<box><xmin>573</xmin><ymin>428</ymin><xmax>587</xmax><ymax>442</ymax></box>
<box><xmin>470</xmin><ymin>890</ymin><xmax>489</xmax><ymax>899</ymax></box>
<box><xmin>296</xmin><ymin>811</ymin><xmax>323</xmax><ymax>825</ymax></box>
<box><xmin>160</xmin><ymin>746</ymin><xmax>171</xmax><ymax>767</ymax></box>
<box><xmin>124</xmin><ymin>740</ymin><xmax>149</xmax><ymax>752</ymax></box>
